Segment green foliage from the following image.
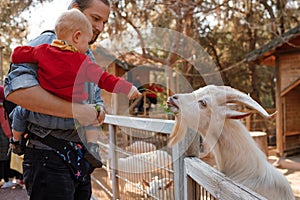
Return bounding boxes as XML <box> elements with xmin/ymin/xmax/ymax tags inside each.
<box><xmin>107</xmin><ymin>0</ymin><xmax>300</xmax><ymax>108</ymax></box>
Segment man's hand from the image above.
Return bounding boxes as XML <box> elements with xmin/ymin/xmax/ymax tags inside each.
<box><xmin>73</xmin><ymin>103</ymin><xmax>106</xmax><ymax>126</ymax></box>
<box><xmin>94</xmin><ymin>104</ymin><xmax>106</xmax><ymax>125</ymax></box>
<box><xmin>73</xmin><ymin>104</ymin><xmax>99</xmax><ymax>126</ymax></box>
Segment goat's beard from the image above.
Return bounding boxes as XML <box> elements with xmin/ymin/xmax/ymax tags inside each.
<box><xmin>168</xmin><ymin>103</ymin><xmax>201</xmax><ymax>147</ymax></box>
<box><xmin>168</xmin><ymin>115</ymin><xmax>188</xmax><ymax>147</ymax></box>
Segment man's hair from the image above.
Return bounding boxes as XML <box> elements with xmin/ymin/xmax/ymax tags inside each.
<box><xmin>55</xmin><ymin>8</ymin><xmax>92</xmax><ymax>40</ymax></box>
<box><xmin>68</xmin><ymin>0</ymin><xmax>110</xmax><ymax>10</ymax></box>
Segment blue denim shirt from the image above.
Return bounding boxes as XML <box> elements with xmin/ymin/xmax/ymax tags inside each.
<box><xmin>5</xmin><ymin>31</ymin><xmax>104</xmax><ymax>137</ymax></box>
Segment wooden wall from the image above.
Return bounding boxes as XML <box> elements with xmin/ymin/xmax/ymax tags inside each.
<box><xmin>278</xmin><ymin>53</ymin><xmax>300</xmax><ymax>154</ymax></box>
<box><xmin>280</xmin><ymin>54</ymin><xmax>300</xmax><ymax>91</ymax></box>
<box><xmin>284</xmin><ymin>85</ymin><xmax>300</xmax><ymax>133</ymax></box>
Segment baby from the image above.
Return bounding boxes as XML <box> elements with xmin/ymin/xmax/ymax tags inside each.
<box><xmin>10</xmin><ymin>9</ymin><xmax>141</xmax><ymax>167</ymax></box>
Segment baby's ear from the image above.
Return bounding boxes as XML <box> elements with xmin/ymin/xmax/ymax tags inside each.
<box><xmin>73</xmin><ymin>30</ymin><xmax>82</xmax><ymax>43</ymax></box>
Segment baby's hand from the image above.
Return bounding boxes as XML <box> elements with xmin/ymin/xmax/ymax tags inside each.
<box><xmin>128</xmin><ymin>86</ymin><xmax>142</xmax><ymax>99</ymax></box>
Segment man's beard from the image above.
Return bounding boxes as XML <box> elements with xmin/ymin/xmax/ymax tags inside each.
<box><xmin>89</xmin><ymin>32</ymin><xmax>100</xmax><ymax>45</ymax></box>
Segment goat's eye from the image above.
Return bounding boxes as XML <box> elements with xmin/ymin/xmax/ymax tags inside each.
<box><xmin>198</xmin><ymin>100</ymin><xmax>207</xmax><ymax>107</ymax></box>
<box><xmin>158</xmin><ymin>187</ymin><xmax>162</xmax><ymax>190</ymax></box>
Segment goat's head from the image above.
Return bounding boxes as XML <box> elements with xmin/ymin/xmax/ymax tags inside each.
<box><xmin>143</xmin><ymin>177</ymin><xmax>173</xmax><ymax>199</ymax></box>
<box><xmin>167</xmin><ymin>85</ymin><xmax>276</xmax><ymax>147</ymax></box>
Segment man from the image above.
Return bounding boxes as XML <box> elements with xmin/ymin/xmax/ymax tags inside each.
<box><xmin>4</xmin><ymin>0</ymin><xmax>110</xmax><ymax>199</ymax></box>
<box><xmin>146</xmin><ymin>83</ymin><xmax>163</xmax><ymax>107</ymax></box>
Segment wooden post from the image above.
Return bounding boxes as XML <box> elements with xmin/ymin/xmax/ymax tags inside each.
<box><xmin>246</xmin><ymin>115</ymin><xmax>251</xmax><ymax>131</ymax></box>
<box><xmin>172</xmin><ymin>143</ymin><xmax>184</xmax><ymax>200</ymax></box>
<box><xmin>173</xmin><ymin>128</ymin><xmax>200</xmax><ymax>200</ymax></box>
<box><xmin>275</xmin><ymin>57</ymin><xmax>283</xmax><ymax>156</ymax></box>
<box><xmin>109</xmin><ymin>124</ymin><xmax>120</xmax><ymax>199</ymax></box>
<box><xmin>143</xmin><ymin>92</ymin><xmax>147</xmax><ymax>116</ymax></box>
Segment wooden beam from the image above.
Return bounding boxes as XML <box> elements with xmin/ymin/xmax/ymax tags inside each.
<box><xmin>184</xmin><ymin>157</ymin><xmax>267</xmax><ymax>200</ymax></box>
<box><xmin>280</xmin><ymin>78</ymin><xmax>300</xmax><ymax>97</ymax></box>
<box><xmin>104</xmin><ymin>114</ymin><xmax>175</xmax><ymax>134</ymax></box>
<box><xmin>275</xmin><ymin>56</ymin><xmax>283</xmax><ymax>156</ymax></box>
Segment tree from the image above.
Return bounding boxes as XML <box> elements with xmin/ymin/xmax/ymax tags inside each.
<box><xmin>104</xmin><ymin>0</ymin><xmax>300</xmax><ymax>108</ymax></box>
<box><xmin>0</xmin><ymin>0</ymin><xmax>53</xmax><ymax>79</ymax></box>
<box><xmin>4</xmin><ymin>0</ymin><xmax>299</xmax><ymax>107</ymax></box>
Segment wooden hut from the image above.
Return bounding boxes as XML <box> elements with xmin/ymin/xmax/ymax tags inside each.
<box><xmin>246</xmin><ymin>25</ymin><xmax>300</xmax><ymax>156</ymax></box>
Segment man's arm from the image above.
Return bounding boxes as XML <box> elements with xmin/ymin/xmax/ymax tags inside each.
<box><xmin>6</xmin><ymin>85</ymin><xmax>99</xmax><ymax>126</ymax></box>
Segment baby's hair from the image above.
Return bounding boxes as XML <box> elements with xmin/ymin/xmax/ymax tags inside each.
<box><xmin>55</xmin><ymin>8</ymin><xmax>92</xmax><ymax>40</ymax></box>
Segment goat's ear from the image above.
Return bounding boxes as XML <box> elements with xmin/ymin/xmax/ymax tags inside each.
<box><xmin>164</xmin><ymin>180</ymin><xmax>174</xmax><ymax>189</ymax></box>
<box><xmin>142</xmin><ymin>179</ymin><xmax>150</xmax><ymax>187</ymax></box>
<box><xmin>226</xmin><ymin>110</ymin><xmax>251</xmax><ymax>119</ymax></box>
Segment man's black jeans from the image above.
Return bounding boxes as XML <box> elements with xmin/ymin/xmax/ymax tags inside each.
<box><xmin>23</xmin><ymin>148</ymin><xmax>92</xmax><ymax>200</ymax></box>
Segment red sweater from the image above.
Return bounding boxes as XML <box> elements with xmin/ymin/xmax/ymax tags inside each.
<box><xmin>146</xmin><ymin>84</ymin><xmax>163</xmax><ymax>98</ymax></box>
<box><xmin>11</xmin><ymin>44</ymin><xmax>132</xmax><ymax>102</ymax></box>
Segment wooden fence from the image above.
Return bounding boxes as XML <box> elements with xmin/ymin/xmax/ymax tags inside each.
<box><xmin>184</xmin><ymin>157</ymin><xmax>266</xmax><ymax>200</ymax></box>
<box><xmin>91</xmin><ymin>114</ymin><xmax>267</xmax><ymax>200</ymax></box>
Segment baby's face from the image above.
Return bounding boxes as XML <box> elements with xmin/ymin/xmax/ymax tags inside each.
<box><xmin>77</xmin><ymin>30</ymin><xmax>93</xmax><ymax>53</ymax></box>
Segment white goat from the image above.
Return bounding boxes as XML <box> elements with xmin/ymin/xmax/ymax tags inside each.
<box><xmin>143</xmin><ymin>176</ymin><xmax>174</xmax><ymax>200</ymax></box>
<box><xmin>166</xmin><ymin>85</ymin><xmax>294</xmax><ymax>200</ymax></box>
<box><xmin>125</xmin><ymin>141</ymin><xmax>157</xmax><ymax>154</ymax></box>
<box><xmin>117</xmin><ymin>150</ymin><xmax>172</xmax><ymax>195</ymax></box>
<box><xmin>118</xmin><ymin>150</ymin><xmax>171</xmax><ymax>174</ymax></box>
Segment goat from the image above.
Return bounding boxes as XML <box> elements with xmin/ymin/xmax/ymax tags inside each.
<box><xmin>143</xmin><ymin>176</ymin><xmax>174</xmax><ymax>200</ymax></box>
<box><xmin>125</xmin><ymin>141</ymin><xmax>157</xmax><ymax>154</ymax></box>
<box><xmin>117</xmin><ymin>150</ymin><xmax>172</xmax><ymax>196</ymax></box>
<box><xmin>166</xmin><ymin>85</ymin><xmax>295</xmax><ymax>200</ymax></box>
<box><xmin>117</xmin><ymin>149</ymin><xmax>172</xmax><ymax>176</ymax></box>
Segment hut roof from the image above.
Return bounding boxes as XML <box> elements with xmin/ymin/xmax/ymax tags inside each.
<box><xmin>245</xmin><ymin>24</ymin><xmax>300</xmax><ymax>66</ymax></box>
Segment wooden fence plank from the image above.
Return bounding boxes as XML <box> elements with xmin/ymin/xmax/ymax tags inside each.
<box><xmin>104</xmin><ymin>115</ymin><xmax>174</xmax><ymax>134</ymax></box>
<box><xmin>184</xmin><ymin>157</ymin><xmax>267</xmax><ymax>200</ymax></box>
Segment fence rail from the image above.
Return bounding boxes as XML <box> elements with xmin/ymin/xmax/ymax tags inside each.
<box><xmin>184</xmin><ymin>157</ymin><xmax>267</xmax><ymax>200</ymax></box>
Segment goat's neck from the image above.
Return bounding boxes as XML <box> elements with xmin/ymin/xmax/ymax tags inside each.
<box><xmin>210</xmin><ymin>120</ymin><xmax>266</xmax><ymax>178</ymax></box>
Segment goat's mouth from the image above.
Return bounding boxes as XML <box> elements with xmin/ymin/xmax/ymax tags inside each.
<box><xmin>166</xmin><ymin>98</ymin><xmax>179</xmax><ymax>113</ymax></box>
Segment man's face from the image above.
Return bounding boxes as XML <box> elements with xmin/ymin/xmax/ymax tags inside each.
<box><xmin>81</xmin><ymin>0</ymin><xmax>110</xmax><ymax>44</ymax></box>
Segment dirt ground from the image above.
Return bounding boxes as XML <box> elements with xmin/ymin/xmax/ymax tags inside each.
<box><xmin>273</xmin><ymin>155</ymin><xmax>300</xmax><ymax>200</ymax></box>
<box><xmin>91</xmin><ymin>168</ymin><xmax>148</xmax><ymax>200</ymax></box>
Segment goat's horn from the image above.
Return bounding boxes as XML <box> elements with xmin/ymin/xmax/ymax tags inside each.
<box><xmin>219</xmin><ymin>86</ymin><xmax>276</xmax><ymax>119</ymax></box>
